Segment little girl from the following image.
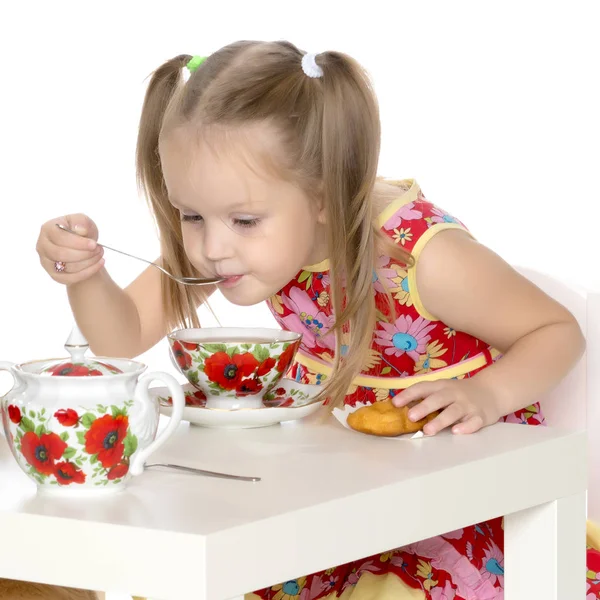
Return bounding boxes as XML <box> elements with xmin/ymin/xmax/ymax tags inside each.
<box><xmin>34</xmin><ymin>40</ymin><xmax>595</xmax><ymax>599</ymax></box>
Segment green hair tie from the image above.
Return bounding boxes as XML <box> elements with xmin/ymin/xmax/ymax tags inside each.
<box><xmin>186</xmin><ymin>55</ymin><xmax>207</xmax><ymax>72</ymax></box>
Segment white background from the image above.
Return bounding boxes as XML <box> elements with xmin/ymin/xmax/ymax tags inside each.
<box><xmin>1</xmin><ymin>0</ymin><xmax>598</xmax><ymax>375</ymax></box>
<box><xmin>0</xmin><ymin>1</ymin><xmax>597</xmax><ymax>597</ymax></box>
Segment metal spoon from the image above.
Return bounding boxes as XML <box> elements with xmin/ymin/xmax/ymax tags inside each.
<box><xmin>56</xmin><ymin>223</ymin><xmax>224</xmax><ymax>286</ymax></box>
<box><xmin>145</xmin><ymin>462</ymin><xmax>261</xmax><ymax>482</ymax></box>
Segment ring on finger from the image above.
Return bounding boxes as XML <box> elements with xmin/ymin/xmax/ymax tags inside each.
<box><xmin>54</xmin><ymin>261</ymin><xmax>67</xmax><ymax>273</ymax></box>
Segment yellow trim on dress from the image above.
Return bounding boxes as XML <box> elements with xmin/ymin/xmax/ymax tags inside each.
<box><xmin>301</xmin><ymin>179</ymin><xmax>420</xmax><ymax>273</ymax></box>
<box><xmin>376</xmin><ymin>179</ymin><xmax>420</xmax><ymax>227</ymax></box>
<box><xmin>587</xmin><ymin>520</ymin><xmax>600</xmax><ymax>551</ymax></box>
<box><xmin>302</xmin><ymin>256</ymin><xmax>330</xmax><ymax>273</ymax></box>
<box><xmin>407</xmin><ymin>222</ymin><xmax>475</xmax><ymax>322</ymax></box>
<box><xmin>295</xmin><ymin>348</ymin><xmax>489</xmax><ymax>389</ymax></box>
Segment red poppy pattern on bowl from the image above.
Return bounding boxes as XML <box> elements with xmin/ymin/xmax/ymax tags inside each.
<box><xmin>169</xmin><ymin>339</ymin><xmax>300</xmax><ymax>399</ymax></box>
<box><xmin>2</xmin><ymin>400</ymin><xmax>139</xmax><ymax>488</ymax></box>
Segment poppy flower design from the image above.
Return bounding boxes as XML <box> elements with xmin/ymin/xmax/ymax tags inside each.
<box><xmin>236</xmin><ymin>377</ymin><xmax>263</xmax><ymax>395</ymax></box>
<box><xmin>8</xmin><ymin>405</ymin><xmax>21</xmax><ymax>425</ymax></box>
<box><xmin>21</xmin><ymin>431</ymin><xmax>67</xmax><ymax>475</ymax></box>
<box><xmin>186</xmin><ymin>390</ymin><xmax>207</xmax><ymax>407</ymax></box>
<box><xmin>172</xmin><ymin>341</ymin><xmax>192</xmax><ymax>371</ymax></box>
<box><xmin>107</xmin><ymin>463</ymin><xmax>129</xmax><ymax>481</ymax></box>
<box><xmin>54</xmin><ymin>461</ymin><xmax>86</xmax><ymax>485</ymax></box>
<box><xmin>84</xmin><ymin>414</ymin><xmax>129</xmax><ymax>468</ymax></box>
<box><xmin>257</xmin><ymin>357</ymin><xmax>276</xmax><ymax>376</ymax></box>
<box><xmin>204</xmin><ymin>352</ymin><xmax>259</xmax><ymax>390</ymax></box>
<box><xmin>54</xmin><ymin>408</ymin><xmax>79</xmax><ymax>427</ymax></box>
<box><xmin>276</xmin><ymin>343</ymin><xmax>297</xmax><ymax>373</ymax></box>
<box><xmin>47</xmin><ymin>363</ymin><xmax>104</xmax><ymax>376</ymax></box>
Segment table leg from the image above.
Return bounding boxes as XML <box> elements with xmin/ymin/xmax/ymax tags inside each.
<box><xmin>504</xmin><ymin>492</ymin><xmax>586</xmax><ymax>599</ymax></box>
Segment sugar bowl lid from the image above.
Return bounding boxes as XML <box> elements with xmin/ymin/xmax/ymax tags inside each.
<box><xmin>38</xmin><ymin>325</ymin><xmax>123</xmax><ymax>377</ymax></box>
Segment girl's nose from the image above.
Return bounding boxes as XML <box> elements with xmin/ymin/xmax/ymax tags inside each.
<box><xmin>202</xmin><ymin>223</ymin><xmax>233</xmax><ymax>262</ymax></box>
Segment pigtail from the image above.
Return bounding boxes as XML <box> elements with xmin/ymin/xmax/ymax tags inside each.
<box><xmin>135</xmin><ymin>54</ymin><xmax>205</xmax><ymax>331</ymax></box>
<box><xmin>317</xmin><ymin>52</ymin><xmax>410</xmax><ymax>407</ymax></box>
<box><xmin>313</xmin><ymin>52</ymin><xmax>379</xmax><ymax>406</ymax></box>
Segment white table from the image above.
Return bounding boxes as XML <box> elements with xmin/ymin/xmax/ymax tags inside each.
<box><xmin>0</xmin><ymin>416</ymin><xmax>587</xmax><ymax>600</ymax></box>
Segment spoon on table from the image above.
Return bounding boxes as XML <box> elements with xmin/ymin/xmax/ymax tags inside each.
<box><xmin>55</xmin><ymin>223</ymin><xmax>224</xmax><ymax>286</ymax></box>
<box><xmin>145</xmin><ymin>462</ymin><xmax>261</xmax><ymax>482</ymax></box>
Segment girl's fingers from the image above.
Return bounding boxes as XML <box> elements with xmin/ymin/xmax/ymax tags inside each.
<box><xmin>407</xmin><ymin>391</ymin><xmax>452</xmax><ymax>422</ymax></box>
<box><xmin>63</xmin><ymin>214</ymin><xmax>99</xmax><ymax>241</ymax></box>
<box><xmin>44</xmin><ymin>220</ymin><xmax>97</xmax><ymax>251</ymax></box>
<box><xmin>47</xmin><ymin>251</ymin><xmax>104</xmax><ymax>274</ymax></box>
<box><xmin>452</xmin><ymin>414</ymin><xmax>484</xmax><ymax>435</ymax></box>
<box><xmin>392</xmin><ymin>381</ymin><xmax>448</xmax><ymax>408</ymax></box>
<box><xmin>42</xmin><ymin>240</ymin><xmax>101</xmax><ymax>264</ymax></box>
<box><xmin>423</xmin><ymin>403</ymin><xmax>467</xmax><ymax>436</ymax></box>
<box><xmin>42</xmin><ymin>256</ymin><xmax>105</xmax><ymax>284</ymax></box>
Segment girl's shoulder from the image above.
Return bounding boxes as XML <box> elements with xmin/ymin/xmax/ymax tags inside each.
<box><xmin>374</xmin><ymin>179</ymin><xmax>471</xmax><ymax>255</ymax></box>
<box><xmin>374</xmin><ymin>179</ymin><xmax>473</xmax><ymax>323</ymax></box>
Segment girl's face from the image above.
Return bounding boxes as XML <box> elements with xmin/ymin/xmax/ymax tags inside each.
<box><xmin>159</xmin><ymin>125</ymin><xmax>327</xmax><ymax>306</ymax></box>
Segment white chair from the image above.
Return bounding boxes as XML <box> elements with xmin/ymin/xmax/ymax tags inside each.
<box><xmin>516</xmin><ymin>267</ymin><xmax>599</xmax><ymax>521</ymax></box>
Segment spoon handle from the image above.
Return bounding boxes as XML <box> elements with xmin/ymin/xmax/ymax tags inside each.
<box><xmin>96</xmin><ymin>241</ymin><xmax>170</xmax><ymax>274</ymax></box>
<box><xmin>145</xmin><ymin>462</ymin><xmax>261</xmax><ymax>482</ymax></box>
<box><xmin>55</xmin><ymin>223</ymin><xmax>223</xmax><ymax>285</ymax></box>
<box><xmin>56</xmin><ymin>223</ymin><xmax>172</xmax><ymax>274</ymax></box>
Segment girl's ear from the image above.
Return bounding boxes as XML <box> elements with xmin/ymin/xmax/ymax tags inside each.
<box><xmin>317</xmin><ymin>202</ymin><xmax>327</xmax><ymax>225</ymax></box>
<box><xmin>314</xmin><ymin>183</ymin><xmax>327</xmax><ymax>225</ymax></box>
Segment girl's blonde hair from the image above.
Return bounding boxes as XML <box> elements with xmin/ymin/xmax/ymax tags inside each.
<box><xmin>136</xmin><ymin>40</ymin><xmax>412</xmax><ymax>407</ymax></box>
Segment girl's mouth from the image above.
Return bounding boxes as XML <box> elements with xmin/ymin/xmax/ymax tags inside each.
<box><xmin>218</xmin><ymin>275</ymin><xmax>243</xmax><ymax>288</ymax></box>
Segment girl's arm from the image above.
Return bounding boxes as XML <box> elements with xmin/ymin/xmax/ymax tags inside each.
<box><xmin>68</xmin><ymin>261</ymin><xmax>215</xmax><ymax>358</ymax></box>
<box><xmin>393</xmin><ymin>230</ymin><xmax>585</xmax><ymax>434</ymax></box>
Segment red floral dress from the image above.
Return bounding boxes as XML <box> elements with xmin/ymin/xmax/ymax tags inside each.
<box><xmin>250</xmin><ymin>180</ymin><xmax>598</xmax><ymax>600</ymax></box>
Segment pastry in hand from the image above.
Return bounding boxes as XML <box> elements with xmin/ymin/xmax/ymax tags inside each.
<box><xmin>347</xmin><ymin>399</ymin><xmax>439</xmax><ymax>437</ymax></box>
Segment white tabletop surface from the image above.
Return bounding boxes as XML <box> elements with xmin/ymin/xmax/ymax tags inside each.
<box><xmin>0</xmin><ymin>414</ymin><xmax>587</xmax><ymax>599</ymax></box>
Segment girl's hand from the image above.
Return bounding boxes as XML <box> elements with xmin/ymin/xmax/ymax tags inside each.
<box><xmin>36</xmin><ymin>214</ymin><xmax>104</xmax><ymax>285</ymax></box>
<box><xmin>392</xmin><ymin>378</ymin><xmax>500</xmax><ymax>436</ymax></box>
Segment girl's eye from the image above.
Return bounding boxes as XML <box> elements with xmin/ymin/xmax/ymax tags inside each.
<box><xmin>181</xmin><ymin>214</ymin><xmax>203</xmax><ymax>223</ymax></box>
<box><xmin>233</xmin><ymin>217</ymin><xmax>260</xmax><ymax>229</ymax></box>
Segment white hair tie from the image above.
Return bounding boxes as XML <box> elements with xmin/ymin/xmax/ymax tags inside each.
<box><xmin>301</xmin><ymin>53</ymin><xmax>323</xmax><ymax>78</ymax></box>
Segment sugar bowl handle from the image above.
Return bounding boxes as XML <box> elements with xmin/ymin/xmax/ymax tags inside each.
<box><xmin>129</xmin><ymin>372</ymin><xmax>185</xmax><ymax>476</ymax></box>
<box><xmin>0</xmin><ymin>361</ymin><xmax>25</xmax><ymax>396</ymax></box>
